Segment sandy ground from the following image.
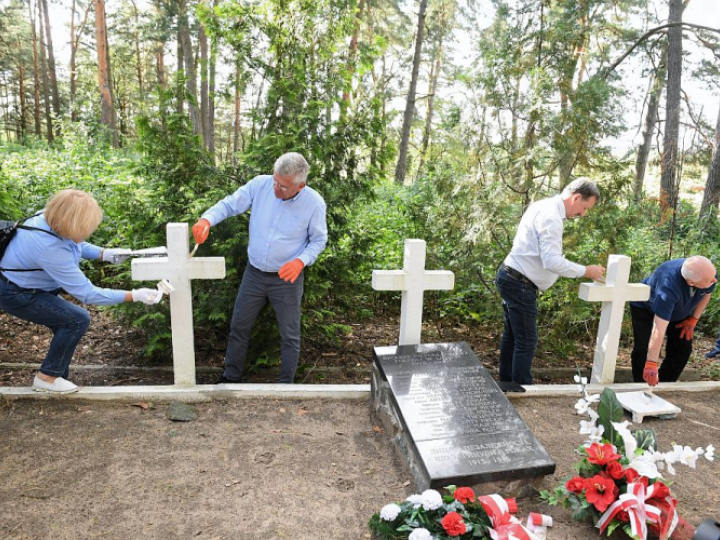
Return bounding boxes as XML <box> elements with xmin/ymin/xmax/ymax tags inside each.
<box><xmin>1</xmin><ymin>392</ymin><xmax>719</xmax><ymax>540</ymax></box>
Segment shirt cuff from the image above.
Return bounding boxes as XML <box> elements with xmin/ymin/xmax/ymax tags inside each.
<box><xmin>297</xmin><ymin>254</ymin><xmax>311</xmax><ymax>267</ymax></box>
<box><xmin>201</xmin><ymin>214</ymin><xmax>217</xmax><ymax>227</ymax></box>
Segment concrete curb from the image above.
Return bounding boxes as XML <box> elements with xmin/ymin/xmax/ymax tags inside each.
<box><xmin>0</xmin><ymin>383</ymin><xmax>371</xmax><ymax>402</ymax></box>
<box><xmin>2</xmin><ymin>380</ymin><xmax>719</xmax><ymax>403</ymax></box>
<box><xmin>0</xmin><ymin>362</ymin><xmax>707</xmax><ymax>383</ymax></box>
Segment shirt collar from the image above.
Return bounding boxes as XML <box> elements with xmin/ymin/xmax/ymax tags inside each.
<box><xmin>284</xmin><ymin>186</ymin><xmax>305</xmax><ymax>203</ymax></box>
<box><xmin>553</xmin><ymin>195</ymin><xmax>567</xmax><ymax>219</ymax></box>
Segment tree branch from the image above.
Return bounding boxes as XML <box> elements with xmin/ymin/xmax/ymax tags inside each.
<box><xmin>602</xmin><ymin>22</ymin><xmax>720</xmax><ymax>78</ymax></box>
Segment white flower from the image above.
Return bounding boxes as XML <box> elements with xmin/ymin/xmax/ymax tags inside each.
<box><xmin>420</xmin><ymin>489</ymin><xmax>443</xmax><ymax>511</ymax></box>
<box><xmin>574</xmin><ymin>375</ymin><xmax>588</xmax><ymax>393</ymax></box>
<box><xmin>678</xmin><ymin>446</ymin><xmax>700</xmax><ymax>468</ymax></box>
<box><xmin>580</xmin><ymin>420</ymin><xmax>604</xmax><ymax>446</ymax></box>
<box><xmin>380</xmin><ymin>503</ymin><xmax>401</xmax><ymax>521</ymax></box>
<box><xmin>587</xmin><ymin>408</ymin><xmax>599</xmax><ymax>422</ymax></box>
<box><xmin>409</xmin><ymin>528</ymin><xmax>433</xmax><ymax>540</ymax></box>
<box><xmin>629</xmin><ymin>457</ymin><xmax>661</xmax><ymax>479</ymax></box>
<box><xmin>706</xmin><ymin>445</ymin><xmax>715</xmax><ymax>461</ymax></box>
<box><xmin>612</xmin><ymin>420</ymin><xmax>637</xmax><ymax>460</ymax></box>
<box><xmin>406</xmin><ymin>494</ymin><xmax>423</xmax><ymax>509</ymax></box>
<box><xmin>574</xmin><ymin>394</ymin><xmax>600</xmax><ymax>415</ymax></box>
<box><xmin>575</xmin><ymin>398</ymin><xmax>591</xmax><ymax>415</ymax></box>
<box><xmin>587</xmin><ymin>425</ymin><xmax>605</xmax><ymax>444</ymax></box>
<box><xmin>579</xmin><ymin>419</ymin><xmax>596</xmax><ymax>434</ymax></box>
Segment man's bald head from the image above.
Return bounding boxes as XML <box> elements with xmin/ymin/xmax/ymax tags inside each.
<box><xmin>681</xmin><ymin>256</ymin><xmax>717</xmax><ymax>289</ymax></box>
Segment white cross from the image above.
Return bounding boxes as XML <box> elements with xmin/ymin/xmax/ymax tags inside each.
<box><xmin>372</xmin><ymin>239</ymin><xmax>455</xmax><ymax>346</ymax></box>
<box><xmin>132</xmin><ymin>223</ymin><xmax>226</xmax><ymax>386</ymax></box>
<box><xmin>578</xmin><ymin>254</ymin><xmax>650</xmax><ymax>384</ymax></box>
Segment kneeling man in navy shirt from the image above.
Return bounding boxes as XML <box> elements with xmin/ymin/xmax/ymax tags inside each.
<box><xmin>630</xmin><ymin>256</ymin><xmax>717</xmax><ymax>386</ymax></box>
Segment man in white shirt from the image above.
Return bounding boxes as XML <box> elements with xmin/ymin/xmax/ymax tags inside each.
<box><xmin>496</xmin><ymin>178</ymin><xmax>605</xmax><ymax>386</ymax></box>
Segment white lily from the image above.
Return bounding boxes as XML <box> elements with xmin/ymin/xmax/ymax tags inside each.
<box><xmin>582</xmin><ymin>426</ymin><xmax>605</xmax><ymax>447</ymax></box>
<box><xmin>678</xmin><ymin>446</ymin><xmax>700</xmax><ymax>469</ymax></box>
<box><xmin>612</xmin><ymin>420</ymin><xmax>637</xmax><ymax>460</ymax></box>
<box><xmin>706</xmin><ymin>445</ymin><xmax>715</xmax><ymax>461</ymax></box>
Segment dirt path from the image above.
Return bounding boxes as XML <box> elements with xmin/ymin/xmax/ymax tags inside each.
<box><xmin>1</xmin><ymin>392</ymin><xmax>718</xmax><ymax>540</ymax></box>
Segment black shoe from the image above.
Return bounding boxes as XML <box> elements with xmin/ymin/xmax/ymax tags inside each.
<box><xmin>705</xmin><ymin>348</ymin><xmax>720</xmax><ymax>359</ymax></box>
<box><xmin>216</xmin><ymin>375</ymin><xmax>243</xmax><ymax>384</ymax></box>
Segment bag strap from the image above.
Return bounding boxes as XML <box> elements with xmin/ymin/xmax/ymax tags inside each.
<box><xmin>0</xmin><ymin>212</ymin><xmax>62</xmax><ymax>273</ymax></box>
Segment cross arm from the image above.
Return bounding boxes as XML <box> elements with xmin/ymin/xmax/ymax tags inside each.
<box><xmin>132</xmin><ymin>258</ymin><xmax>170</xmax><ymax>281</ymax></box>
<box><xmin>372</xmin><ymin>270</ymin><xmax>406</xmax><ymax>291</ymax></box>
<box><xmin>422</xmin><ymin>270</ymin><xmax>455</xmax><ymax>290</ymax></box>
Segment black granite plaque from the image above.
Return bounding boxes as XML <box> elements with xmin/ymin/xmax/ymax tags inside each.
<box><xmin>373</xmin><ymin>342</ymin><xmax>555</xmax><ymax>489</ymax></box>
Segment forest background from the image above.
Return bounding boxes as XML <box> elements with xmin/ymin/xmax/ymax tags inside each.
<box><xmin>1</xmin><ymin>0</ymin><xmax>720</xmax><ymax>373</ymax></box>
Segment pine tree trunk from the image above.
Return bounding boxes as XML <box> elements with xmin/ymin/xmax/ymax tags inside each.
<box><xmin>659</xmin><ymin>0</ymin><xmax>683</xmax><ymax>209</ymax></box>
<box><xmin>18</xmin><ymin>58</ymin><xmax>27</xmax><ymax>141</ymax></box>
<box><xmin>178</xmin><ymin>0</ymin><xmax>200</xmax><ymax>135</ymax></box>
<box><xmin>70</xmin><ymin>0</ymin><xmax>77</xmax><ymax>121</ymax></box>
<box><xmin>700</xmin><ymin>103</ymin><xmax>720</xmax><ymax>216</ymax></box>
<box><xmin>131</xmin><ymin>0</ymin><xmax>143</xmax><ymax>97</ymax></box>
<box><xmin>341</xmin><ymin>0</ymin><xmax>365</xmax><ymax>121</ymax></box>
<box><xmin>395</xmin><ymin>0</ymin><xmax>428</xmax><ymax>185</ymax></box>
<box><xmin>418</xmin><ymin>18</ymin><xmax>446</xmax><ymax>175</ymax></box>
<box><xmin>37</xmin><ymin>1</ymin><xmax>53</xmax><ymax>143</ymax></box>
<box><xmin>208</xmin><ymin>21</ymin><xmax>216</xmax><ymax>157</ymax></box>
<box><xmin>176</xmin><ymin>33</ymin><xmax>184</xmax><ymax>114</ymax></box>
<box><xmin>69</xmin><ymin>0</ymin><xmax>89</xmax><ymax>123</ymax></box>
<box><xmin>28</xmin><ymin>0</ymin><xmax>42</xmax><ymax>136</ymax></box>
<box><xmin>94</xmin><ymin>0</ymin><xmax>118</xmax><ymax>147</ymax></box>
<box><xmin>40</xmin><ymin>0</ymin><xmax>60</xmax><ymax>121</ymax></box>
<box><xmin>156</xmin><ymin>43</ymin><xmax>166</xmax><ymax>88</ymax></box>
<box><xmin>199</xmin><ymin>23</ymin><xmax>209</xmax><ymax>147</ymax></box>
<box><xmin>233</xmin><ymin>60</ymin><xmax>241</xmax><ymax>163</ymax></box>
<box><xmin>634</xmin><ymin>51</ymin><xmax>667</xmax><ymax>199</ymax></box>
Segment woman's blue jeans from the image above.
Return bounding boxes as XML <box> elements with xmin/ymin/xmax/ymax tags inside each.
<box><xmin>496</xmin><ymin>267</ymin><xmax>538</xmax><ymax>385</ymax></box>
<box><xmin>0</xmin><ymin>278</ymin><xmax>90</xmax><ymax>378</ymax></box>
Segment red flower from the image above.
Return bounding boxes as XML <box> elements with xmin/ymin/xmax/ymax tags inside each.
<box><xmin>586</xmin><ymin>443</ymin><xmax>622</xmax><ymax>466</ymax></box>
<box><xmin>624</xmin><ymin>468</ymin><xmax>649</xmax><ymax>489</ymax></box>
<box><xmin>454</xmin><ymin>487</ymin><xmax>476</xmax><ymax>504</ymax></box>
<box><xmin>650</xmin><ymin>481</ymin><xmax>671</xmax><ymax>500</ymax></box>
<box><xmin>605</xmin><ymin>461</ymin><xmax>625</xmax><ymax>480</ymax></box>
<box><xmin>584</xmin><ymin>474</ymin><xmax>619</xmax><ymax>512</ymax></box>
<box><xmin>442</xmin><ymin>512</ymin><xmax>467</xmax><ymax>537</ymax></box>
<box><xmin>624</xmin><ymin>467</ymin><xmax>639</xmax><ymax>483</ymax></box>
<box><xmin>616</xmin><ymin>510</ymin><xmax>630</xmax><ymax>522</ymax></box>
<box><xmin>565</xmin><ymin>476</ymin><xmax>586</xmax><ymax>494</ymax></box>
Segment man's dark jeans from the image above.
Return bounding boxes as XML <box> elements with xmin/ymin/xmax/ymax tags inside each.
<box><xmin>224</xmin><ymin>265</ymin><xmax>304</xmax><ymax>384</ymax></box>
<box><xmin>630</xmin><ymin>304</ymin><xmax>692</xmax><ymax>383</ymax></box>
<box><xmin>496</xmin><ymin>266</ymin><xmax>538</xmax><ymax>385</ymax></box>
<box><xmin>0</xmin><ymin>278</ymin><xmax>90</xmax><ymax>378</ymax></box>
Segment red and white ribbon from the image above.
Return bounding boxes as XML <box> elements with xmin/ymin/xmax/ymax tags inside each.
<box><xmin>478</xmin><ymin>494</ymin><xmax>548</xmax><ymax>540</ymax></box>
<box><xmin>596</xmin><ymin>482</ymin><xmax>677</xmax><ymax>540</ymax></box>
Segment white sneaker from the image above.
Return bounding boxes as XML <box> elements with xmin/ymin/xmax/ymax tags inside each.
<box><xmin>32</xmin><ymin>376</ymin><xmax>79</xmax><ymax>394</ymax></box>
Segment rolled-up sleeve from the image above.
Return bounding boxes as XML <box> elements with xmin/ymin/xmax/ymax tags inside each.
<box><xmin>536</xmin><ymin>214</ymin><xmax>585</xmax><ymax>278</ymax></box>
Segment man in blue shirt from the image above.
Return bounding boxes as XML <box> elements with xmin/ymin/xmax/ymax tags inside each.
<box><xmin>630</xmin><ymin>256</ymin><xmax>717</xmax><ymax>386</ymax></box>
<box><xmin>192</xmin><ymin>153</ymin><xmax>328</xmax><ymax>384</ymax></box>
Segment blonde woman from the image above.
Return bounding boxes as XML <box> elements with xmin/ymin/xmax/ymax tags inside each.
<box><xmin>0</xmin><ymin>189</ymin><xmax>161</xmax><ymax>394</ymax></box>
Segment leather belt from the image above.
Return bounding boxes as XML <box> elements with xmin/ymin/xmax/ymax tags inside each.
<box><xmin>499</xmin><ymin>264</ymin><xmax>538</xmax><ymax>290</ymax></box>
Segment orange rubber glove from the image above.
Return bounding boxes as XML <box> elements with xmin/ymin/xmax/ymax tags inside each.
<box><xmin>278</xmin><ymin>259</ymin><xmax>305</xmax><ymax>283</ymax></box>
<box><xmin>675</xmin><ymin>316</ymin><xmax>699</xmax><ymax>340</ymax></box>
<box><xmin>192</xmin><ymin>218</ymin><xmax>211</xmax><ymax>244</ymax></box>
<box><xmin>643</xmin><ymin>360</ymin><xmax>659</xmax><ymax>387</ymax></box>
